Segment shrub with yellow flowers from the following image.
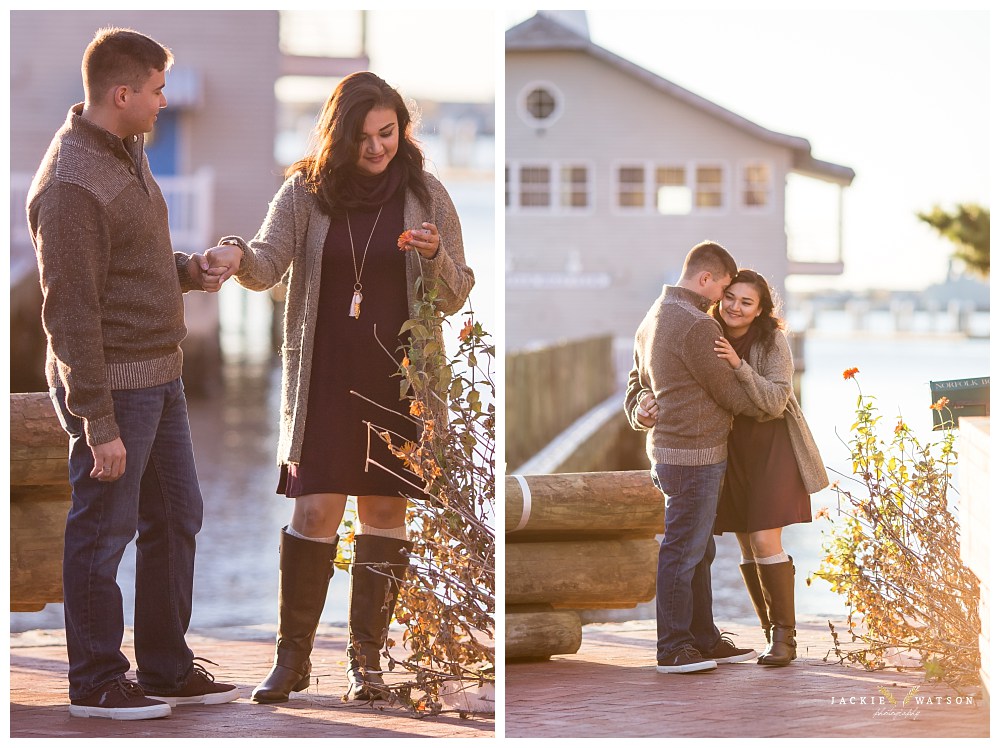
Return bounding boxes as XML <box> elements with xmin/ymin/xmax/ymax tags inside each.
<box><xmin>355</xmin><ymin>272</ymin><xmax>494</xmax><ymax>716</ymax></box>
<box><xmin>809</xmin><ymin>368</ymin><xmax>980</xmax><ymax>686</ymax></box>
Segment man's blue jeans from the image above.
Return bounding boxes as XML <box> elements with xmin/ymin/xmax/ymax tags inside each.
<box><xmin>51</xmin><ymin>379</ymin><xmax>203</xmax><ymax>700</ymax></box>
<box><xmin>652</xmin><ymin>461</ymin><xmax>726</xmax><ymax>661</ymax></box>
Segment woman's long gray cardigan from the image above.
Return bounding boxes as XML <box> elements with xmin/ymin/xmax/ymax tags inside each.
<box><xmin>223</xmin><ymin>171</ymin><xmax>475</xmax><ymax>466</ymax></box>
<box><xmin>733</xmin><ymin>330</ymin><xmax>830</xmax><ymax>494</ymax></box>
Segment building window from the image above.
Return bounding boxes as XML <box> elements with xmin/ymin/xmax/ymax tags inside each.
<box><xmin>526</xmin><ymin>88</ymin><xmax>556</xmax><ymax>120</ymax></box>
<box><xmin>519</xmin><ymin>165</ymin><xmax>552</xmax><ymax>208</ymax></box>
<box><xmin>617</xmin><ymin>165</ymin><xmax>646</xmax><ymax>208</ymax></box>
<box><xmin>695</xmin><ymin>165</ymin><xmax>725</xmax><ymax>209</ymax></box>
<box><xmin>560</xmin><ymin>165</ymin><xmax>590</xmax><ymax>209</ymax></box>
<box><xmin>518</xmin><ymin>81</ymin><xmax>563</xmax><ymax>128</ymax></box>
<box><xmin>742</xmin><ymin>162</ymin><xmax>771</xmax><ymax>208</ymax></box>
<box><xmin>655</xmin><ymin>165</ymin><xmax>691</xmax><ymax>215</ymax></box>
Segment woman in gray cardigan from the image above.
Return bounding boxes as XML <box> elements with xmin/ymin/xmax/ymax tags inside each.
<box><xmin>711</xmin><ymin>269</ymin><xmax>828</xmax><ymax>668</ymax></box>
<box><xmin>210</xmin><ymin>72</ymin><xmax>474</xmax><ymax>703</ymax></box>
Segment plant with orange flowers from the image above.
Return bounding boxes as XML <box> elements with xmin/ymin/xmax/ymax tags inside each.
<box><xmin>809</xmin><ymin>368</ymin><xmax>980</xmax><ymax>686</ymax></box>
<box><xmin>355</xmin><ymin>270</ymin><xmax>494</xmax><ymax>716</ymax></box>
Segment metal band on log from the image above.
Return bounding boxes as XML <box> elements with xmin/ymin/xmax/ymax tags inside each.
<box><xmin>10</xmin><ymin>393</ymin><xmax>71</xmax><ymax>612</ymax></box>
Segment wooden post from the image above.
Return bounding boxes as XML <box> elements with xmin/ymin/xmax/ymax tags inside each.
<box><xmin>10</xmin><ymin>393</ymin><xmax>71</xmax><ymax>612</ymax></box>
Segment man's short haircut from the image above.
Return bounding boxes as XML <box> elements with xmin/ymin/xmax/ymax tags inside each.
<box><xmin>681</xmin><ymin>240</ymin><xmax>738</xmax><ymax>281</ymax></box>
<box><xmin>82</xmin><ymin>27</ymin><xmax>173</xmax><ymax>101</ymax></box>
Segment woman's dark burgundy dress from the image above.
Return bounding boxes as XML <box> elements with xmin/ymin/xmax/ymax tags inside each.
<box><xmin>278</xmin><ymin>180</ymin><xmax>420</xmax><ymax>499</ymax></box>
<box><xmin>714</xmin><ymin>328</ymin><xmax>812</xmax><ymax>533</ymax></box>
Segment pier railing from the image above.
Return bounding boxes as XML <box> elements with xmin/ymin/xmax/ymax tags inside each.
<box><xmin>506</xmin><ymin>336</ymin><xmax>617</xmax><ymax>470</ymax></box>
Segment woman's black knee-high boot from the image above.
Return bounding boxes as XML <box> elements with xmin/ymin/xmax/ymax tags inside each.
<box><xmin>251</xmin><ymin>528</ymin><xmax>338</xmax><ymax>703</ymax></box>
<box><xmin>344</xmin><ymin>535</ymin><xmax>412</xmax><ymax>701</ymax></box>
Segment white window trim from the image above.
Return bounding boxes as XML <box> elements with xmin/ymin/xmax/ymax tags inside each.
<box><xmin>557</xmin><ymin>161</ymin><xmax>595</xmax><ymax>214</ymax></box>
<box><xmin>517</xmin><ymin>80</ymin><xmax>564</xmax><ymax>130</ymax></box>
<box><xmin>653</xmin><ymin>162</ymin><xmax>692</xmax><ymax>216</ymax></box>
<box><xmin>738</xmin><ymin>159</ymin><xmax>774</xmax><ymax>214</ymax></box>
<box><xmin>692</xmin><ymin>161</ymin><xmax>729</xmax><ymax>215</ymax></box>
<box><xmin>507</xmin><ymin>160</ymin><xmax>595</xmax><ymax>215</ymax></box>
<box><xmin>610</xmin><ymin>160</ymin><xmax>650</xmax><ymax>214</ymax></box>
<box><xmin>515</xmin><ymin>160</ymin><xmax>555</xmax><ymax>213</ymax></box>
<box><xmin>610</xmin><ymin>159</ymin><xmax>733</xmax><ymax>215</ymax></box>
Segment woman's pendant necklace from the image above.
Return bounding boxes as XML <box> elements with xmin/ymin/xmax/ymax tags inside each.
<box><xmin>346</xmin><ymin>205</ymin><xmax>383</xmax><ymax>319</ymax></box>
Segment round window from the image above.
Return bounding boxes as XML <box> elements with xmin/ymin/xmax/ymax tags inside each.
<box><xmin>519</xmin><ymin>82</ymin><xmax>562</xmax><ymax>128</ymax></box>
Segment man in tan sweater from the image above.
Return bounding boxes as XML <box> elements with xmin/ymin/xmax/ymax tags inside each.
<box><xmin>625</xmin><ymin>241</ymin><xmax>765</xmax><ymax>674</ymax></box>
<box><xmin>27</xmin><ymin>27</ymin><xmax>236</xmax><ymax>719</ymax></box>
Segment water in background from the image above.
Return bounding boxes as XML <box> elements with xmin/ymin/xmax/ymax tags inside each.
<box><xmin>10</xmin><ymin>174</ymin><xmax>494</xmax><ymax>634</ymax></box>
<box><xmin>708</xmin><ymin>322</ymin><xmax>989</xmax><ymax>625</ymax></box>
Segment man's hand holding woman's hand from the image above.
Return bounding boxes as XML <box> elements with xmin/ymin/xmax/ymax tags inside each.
<box><xmin>188</xmin><ymin>244</ymin><xmax>244</xmax><ymax>292</ymax></box>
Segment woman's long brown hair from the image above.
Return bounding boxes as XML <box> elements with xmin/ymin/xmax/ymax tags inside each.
<box><xmin>287</xmin><ymin>71</ymin><xmax>429</xmax><ymax>212</ymax></box>
<box><xmin>711</xmin><ymin>268</ymin><xmax>786</xmax><ymax>345</ymax></box>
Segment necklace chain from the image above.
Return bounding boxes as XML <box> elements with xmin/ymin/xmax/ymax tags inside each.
<box><xmin>345</xmin><ymin>205</ymin><xmax>383</xmax><ymax>319</ymax></box>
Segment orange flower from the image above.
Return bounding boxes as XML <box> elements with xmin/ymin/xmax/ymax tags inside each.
<box><xmin>397</xmin><ymin>230</ymin><xmax>414</xmax><ymax>250</ymax></box>
<box><xmin>814</xmin><ymin>507</ymin><xmax>830</xmax><ymax>520</ymax></box>
<box><xmin>459</xmin><ymin>319</ymin><xmax>474</xmax><ymax>341</ymax></box>
<box><xmin>402</xmin><ymin>355</ymin><xmax>410</xmax><ymax>368</ymax></box>
<box><xmin>930</xmin><ymin>396</ymin><xmax>950</xmax><ymax>411</ymax></box>
<box><xmin>843</xmin><ymin>367</ymin><xmax>860</xmax><ymax>380</ymax></box>
<box><xmin>409</xmin><ymin>399</ymin><xmax>426</xmax><ymax>417</ymax></box>
<box><xmin>894</xmin><ymin>419</ymin><xmax>905</xmax><ymax>434</ymax></box>
<box><xmin>398</xmin><ymin>441</ymin><xmax>422</xmax><ymax>472</ymax></box>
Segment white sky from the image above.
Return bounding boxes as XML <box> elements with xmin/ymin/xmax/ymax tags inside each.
<box><xmin>279</xmin><ymin>9</ymin><xmax>497</xmax><ymax>103</ymax></box>
<box><xmin>505</xmin><ymin>7</ymin><xmax>993</xmax><ymax>292</ymax></box>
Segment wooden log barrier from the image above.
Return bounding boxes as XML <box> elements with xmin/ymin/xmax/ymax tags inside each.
<box><xmin>505</xmin><ymin>470</ymin><xmax>662</xmax><ymax>540</ymax></box>
<box><xmin>505</xmin><ymin>605</ymin><xmax>583</xmax><ymax>660</ymax></box>
<box><xmin>10</xmin><ymin>393</ymin><xmax>71</xmax><ymax>612</ymax></box>
<box><xmin>505</xmin><ymin>470</ymin><xmax>663</xmax><ymax>660</ymax></box>
<box><xmin>506</xmin><ymin>537</ymin><xmax>657</xmax><ymax>608</ymax></box>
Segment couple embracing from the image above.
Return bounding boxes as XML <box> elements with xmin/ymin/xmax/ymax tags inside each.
<box><xmin>625</xmin><ymin>241</ymin><xmax>829</xmax><ymax>674</ymax></box>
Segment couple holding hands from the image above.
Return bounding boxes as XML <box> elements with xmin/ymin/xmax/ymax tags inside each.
<box><xmin>28</xmin><ymin>27</ymin><xmax>473</xmax><ymax>720</ymax></box>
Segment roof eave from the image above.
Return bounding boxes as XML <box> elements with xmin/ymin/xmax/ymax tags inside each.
<box><xmin>507</xmin><ymin>13</ymin><xmax>856</xmax><ymax>187</ymax></box>
<box><xmin>791</xmin><ymin>153</ymin><xmax>856</xmax><ymax>186</ymax></box>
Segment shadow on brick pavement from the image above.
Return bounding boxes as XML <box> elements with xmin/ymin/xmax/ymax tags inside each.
<box><xmin>505</xmin><ymin>616</ymin><xmax>989</xmax><ymax>739</ymax></box>
<box><xmin>10</xmin><ymin>624</ymin><xmax>494</xmax><ymax>739</ymax></box>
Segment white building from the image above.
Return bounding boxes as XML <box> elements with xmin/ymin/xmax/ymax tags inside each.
<box><xmin>505</xmin><ymin>12</ymin><xmax>855</xmax><ymax>350</ymax></box>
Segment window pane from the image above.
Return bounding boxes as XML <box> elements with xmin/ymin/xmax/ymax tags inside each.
<box><xmin>560</xmin><ymin>165</ymin><xmax>589</xmax><ymax>209</ymax></box>
<box><xmin>618</xmin><ymin>166</ymin><xmax>645</xmax><ymax>208</ymax></box>
<box><xmin>697</xmin><ymin>167</ymin><xmax>723</xmax><ymax>184</ymax></box>
<box><xmin>526</xmin><ymin>88</ymin><xmax>556</xmax><ymax>120</ymax></box>
<box><xmin>695</xmin><ymin>165</ymin><xmax>724</xmax><ymax>209</ymax></box>
<box><xmin>743</xmin><ymin>163</ymin><xmax>770</xmax><ymax>208</ymax></box>
<box><xmin>656</xmin><ymin>166</ymin><xmax>685</xmax><ymax>186</ymax></box>
<box><xmin>520</xmin><ymin>166</ymin><xmax>551</xmax><ymax>208</ymax></box>
<box><xmin>657</xmin><ymin>186</ymin><xmax>691</xmax><ymax>214</ymax></box>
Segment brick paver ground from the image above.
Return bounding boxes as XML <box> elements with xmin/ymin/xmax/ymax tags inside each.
<box><xmin>505</xmin><ymin>615</ymin><xmax>989</xmax><ymax>739</ymax></box>
<box><xmin>10</xmin><ymin>624</ymin><xmax>494</xmax><ymax>739</ymax></box>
